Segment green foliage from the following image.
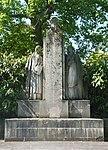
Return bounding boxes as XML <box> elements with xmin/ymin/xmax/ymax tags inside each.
<box><xmin>0</xmin><ymin>0</ymin><xmax>35</xmax><ymax>117</ymax></box>
<box><xmin>0</xmin><ymin>52</ymin><xmax>27</xmax><ymax>118</ymax></box>
<box><xmin>84</xmin><ymin>51</ymin><xmax>108</xmax><ymax>118</ymax></box>
<box><xmin>0</xmin><ymin>5</ymin><xmax>35</xmax><ymax>54</ymax></box>
<box><xmin>90</xmin><ymin>94</ymin><xmax>108</xmax><ymax>118</ymax></box>
<box><xmin>56</xmin><ymin>0</ymin><xmax>108</xmax><ymax>54</ymax></box>
<box><xmin>85</xmin><ymin>51</ymin><xmax>108</xmax><ymax>89</ymax></box>
<box><xmin>0</xmin><ymin>23</ymin><xmax>35</xmax><ymax>54</ymax></box>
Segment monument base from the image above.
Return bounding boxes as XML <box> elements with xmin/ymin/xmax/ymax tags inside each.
<box><xmin>18</xmin><ymin>100</ymin><xmax>68</xmax><ymax>118</ymax></box>
<box><xmin>5</xmin><ymin>118</ymin><xmax>104</xmax><ymax>141</ymax></box>
<box><xmin>69</xmin><ymin>100</ymin><xmax>90</xmax><ymax>118</ymax></box>
<box><xmin>18</xmin><ymin>100</ymin><xmax>90</xmax><ymax>118</ymax></box>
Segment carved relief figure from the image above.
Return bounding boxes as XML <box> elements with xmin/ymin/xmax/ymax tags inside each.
<box><xmin>65</xmin><ymin>46</ymin><xmax>84</xmax><ymax>99</ymax></box>
<box><xmin>25</xmin><ymin>46</ymin><xmax>43</xmax><ymax>100</ymax></box>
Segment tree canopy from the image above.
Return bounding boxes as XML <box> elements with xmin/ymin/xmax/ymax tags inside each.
<box><xmin>0</xmin><ymin>0</ymin><xmax>108</xmax><ymax>118</ymax></box>
<box><xmin>1</xmin><ymin>0</ymin><xmax>107</xmax><ymax>51</ymax></box>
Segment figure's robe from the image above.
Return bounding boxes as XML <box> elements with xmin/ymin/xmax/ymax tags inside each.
<box><xmin>66</xmin><ymin>50</ymin><xmax>84</xmax><ymax>100</ymax></box>
<box><xmin>25</xmin><ymin>52</ymin><xmax>43</xmax><ymax>100</ymax></box>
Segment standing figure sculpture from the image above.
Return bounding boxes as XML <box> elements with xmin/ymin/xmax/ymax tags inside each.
<box><xmin>65</xmin><ymin>46</ymin><xmax>84</xmax><ymax>99</ymax></box>
<box><xmin>25</xmin><ymin>46</ymin><xmax>43</xmax><ymax>100</ymax></box>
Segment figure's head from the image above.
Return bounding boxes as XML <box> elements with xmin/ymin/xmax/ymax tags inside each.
<box><xmin>35</xmin><ymin>45</ymin><xmax>43</xmax><ymax>56</ymax></box>
<box><xmin>50</xmin><ymin>17</ymin><xmax>58</xmax><ymax>26</ymax></box>
<box><xmin>67</xmin><ymin>45</ymin><xmax>74</xmax><ymax>55</ymax></box>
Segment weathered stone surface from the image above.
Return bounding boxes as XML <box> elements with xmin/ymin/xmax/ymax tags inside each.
<box><xmin>18</xmin><ymin>100</ymin><xmax>68</xmax><ymax>118</ymax></box>
<box><xmin>69</xmin><ymin>100</ymin><xmax>90</xmax><ymax>118</ymax></box>
<box><xmin>43</xmin><ymin>19</ymin><xmax>68</xmax><ymax>118</ymax></box>
<box><xmin>18</xmin><ymin>100</ymin><xmax>40</xmax><ymax>117</ymax></box>
<box><xmin>5</xmin><ymin>118</ymin><xmax>104</xmax><ymax>141</ymax></box>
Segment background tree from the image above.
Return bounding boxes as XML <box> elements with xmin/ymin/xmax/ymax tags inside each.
<box><xmin>84</xmin><ymin>51</ymin><xmax>108</xmax><ymax>118</ymax></box>
<box><xmin>0</xmin><ymin>0</ymin><xmax>108</xmax><ymax>117</ymax></box>
<box><xmin>0</xmin><ymin>0</ymin><xmax>35</xmax><ymax>117</ymax></box>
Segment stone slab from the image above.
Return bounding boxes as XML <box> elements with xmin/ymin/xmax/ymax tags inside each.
<box><xmin>18</xmin><ymin>100</ymin><xmax>68</xmax><ymax>118</ymax></box>
<box><xmin>69</xmin><ymin>100</ymin><xmax>90</xmax><ymax>118</ymax></box>
<box><xmin>18</xmin><ymin>100</ymin><xmax>40</xmax><ymax>117</ymax></box>
<box><xmin>5</xmin><ymin>118</ymin><xmax>104</xmax><ymax>141</ymax></box>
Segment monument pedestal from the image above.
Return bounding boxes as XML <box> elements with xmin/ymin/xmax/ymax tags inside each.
<box><xmin>5</xmin><ymin>118</ymin><xmax>104</xmax><ymax>141</ymax></box>
<box><xmin>18</xmin><ymin>100</ymin><xmax>68</xmax><ymax>118</ymax></box>
<box><xmin>5</xmin><ymin>99</ymin><xmax>104</xmax><ymax>141</ymax></box>
<box><xmin>18</xmin><ymin>100</ymin><xmax>90</xmax><ymax>118</ymax></box>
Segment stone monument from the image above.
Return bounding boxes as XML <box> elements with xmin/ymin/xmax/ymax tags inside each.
<box><xmin>5</xmin><ymin>17</ymin><xmax>104</xmax><ymax>141</ymax></box>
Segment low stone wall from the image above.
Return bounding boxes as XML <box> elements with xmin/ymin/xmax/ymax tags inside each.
<box><xmin>5</xmin><ymin>118</ymin><xmax>104</xmax><ymax>141</ymax></box>
<box><xmin>104</xmin><ymin>118</ymin><xmax>108</xmax><ymax>141</ymax></box>
<box><xmin>0</xmin><ymin>119</ymin><xmax>4</xmax><ymax>140</ymax></box>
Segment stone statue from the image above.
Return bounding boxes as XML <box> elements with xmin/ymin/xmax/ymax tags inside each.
<box><xmin>65</xmin><ymin>46</ymin><xmax>84</xmax><ymax>99</ymax></box>
<box><xmin>25</xmin><ymin>45</ymin><xmax>43</xmax><ymax>100</ymax></box>
<box><xmin>50</xmin><ymin>17</ymin><xmax>59</xmax><ymax>31</ymax></box>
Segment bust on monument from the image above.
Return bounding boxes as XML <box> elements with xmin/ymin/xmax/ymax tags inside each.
<box><xmin>25</xmin><ymin>45</ymin><xmax>43</xmax><ymax>100</ymax></box>
<box><xmin>65</xmin><ymin>46</ymin><xmax>84</xmax><ymax>100</ymax></box>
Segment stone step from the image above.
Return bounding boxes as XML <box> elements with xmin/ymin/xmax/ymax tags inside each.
<box><xmin>5</xmin><ymin>118</ymin><xmax>104</xmax><ymax>141</ymax></box>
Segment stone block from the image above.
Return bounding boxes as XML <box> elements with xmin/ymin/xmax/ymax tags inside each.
<box><xmin>5</xmin><ymin>118</ymin><xmax>104</xmax><ymax>141</ymax></box>
<box><xmin>18</xmin><ymin>100</ymin><xmax>40</xmax><ymax>117</ymax></box>
<box><xmin>69</xmin><ymin>100</ymin><xmax>90</xmax><ymax>118</ymax></box>
<box><xmin>18</xmin><ymin>100</ymin><xmax>68</xmax><ymax>118</ymax></box>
